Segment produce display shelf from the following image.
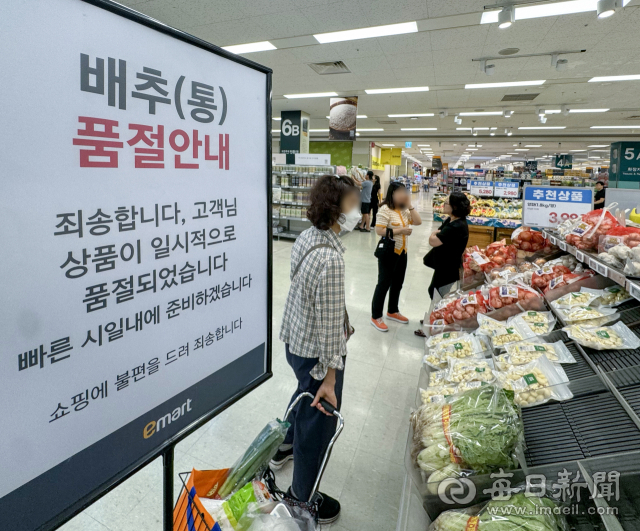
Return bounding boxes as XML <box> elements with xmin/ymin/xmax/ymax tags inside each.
<box><xmin>562</xmin><ymin>342</ymin><xmax>597</xmax><ymax>382</ymax></box>
<box><xmin>273</xmin><ymin>216</ymin><xmax>311</xmax><ymax>222</ymax></box>
<box><xmin>273</xmin><ymin>231</ymin><xmax>302</xmax><ymax>240</ymax></box>
<box><xmin>272</xmin><ymin>200</ymin><xmax>309</xmax><ymax>206</ymax></box>
<box><xmin>582</xmin><ymin>324</ymin><xmax>640</xmax><ymax>372</ymax></box>
<box><xmin>522</xmin><ymin>393</ymin><xmax>640</xmax><ymax>467</ymax></box>
<box><xmin>278</xmin><ymin>186</ymin><xmax>313</xmax><ymax>190</ymax></box>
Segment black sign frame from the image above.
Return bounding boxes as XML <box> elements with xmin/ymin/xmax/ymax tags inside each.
<box><xmin>0</xmin><ymin>1</ymin><xmax>273</xmax><ymax>530</ymax></box>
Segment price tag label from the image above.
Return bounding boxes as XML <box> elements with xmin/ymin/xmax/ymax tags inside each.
<box><xmin>628</xmin><ymin>282</ymin><xmax>640</xmax><ymax>301</ymax></box>
<box><xmin>558</xmin><ymin>241</ymin><xmax>567</xmax><ymax>251</ymax></box>
<box><xmin>595</xmin><ymin>261</ymin><xmax>608</xmax><ymax>276</ymax></box>
<box><xmin>576</xmin><ymin>251</ymin><xmax>585</xmax><ymax>263</ymax></box>
<box><xmin>469</xmin><ymin>181</ymin><xmax>494</xmax><ymax>197</ymax></box>
<box><xmin>609</xmin><ymin>269</ymin><xmax>626</xmax><ymax>286</ymax></box>
<box><xmin>549</xmin><ymin>236</ymin><xmax>556</xmax><ymax>245</ymax></box>
<box><xmin>523</xmin><ymin>186</ymin><xmax>593</xmax><ymax>229</ymax></box>
<box><xmin>588</xmin><ymin>257</ymin><xmax>598</xmax><ymax>269</ymax></box>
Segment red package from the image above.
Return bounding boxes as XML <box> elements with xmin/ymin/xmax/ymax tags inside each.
<box><xmin>451</xmin><ymin>290</ymin><xmax>488</xmax><ymax>321</ymax></box>
<box><xmin>512</xmin><ymin>227</ymin><xmax>554</xmax><ymax>254</ymax></box>
<box><xmin>530</xmin><ymin>264</ymin><xmax>572</xmax><ymax>291</ymax></box>
<box><xmin>487</xmin><ymin>285</ymin><xmax>539</xmax><ymax>310</ymax></box>
<box><xmin>604</xmin><ymin>226</ymin><xmax>640</xmax><ymax>248</ymax></box>
<box><xmin>542</xmin><ymin>269</ymin><xmax>596</xmax><ymax>294</ymax></box>
<box><xmin>565</xmin><ymin>210</ymin><xmax>621</xmax><ymax>251</ymax></box>
<box><xmin>484</xmin><ymin>240</ymin><xmax>518</xmax><ymax>266</ymax></box>
<box><xmin>430</xmin><ymin>298</ymin><xmax>457</xmax><ymax>324</ymax></box>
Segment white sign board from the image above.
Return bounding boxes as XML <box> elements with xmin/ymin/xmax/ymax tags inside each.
<box><xmin>493</xmin><ymin>181</ymin><xmax>520</xmax><ymax>199</ymax></box>
<box><xmin>295</xmin><ymin>153</ymin><xmax>331</xmax><ymax>165</ymax></box>
<box><xmin>522</xmin><ymin>186</ymin><xmax>593</xmax><ymax>228</ymax></box>
<box><xmin>469</xmin><ymin>180</ymin><xmax>494</xmax><ymax>197</ymax></box>
<box><xmin>0</xmin><ymin>1</ymin><xmax>271</xmax><ymax>529</ymax></box>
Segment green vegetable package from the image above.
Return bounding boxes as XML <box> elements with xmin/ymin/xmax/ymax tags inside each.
<box><xmin>430</xmin><ymin>492</ymin><xmax>567</xmax><ymax>531</ymax></box>
<box><xmin>410</xmin><ymin>386</ymin><xmax>523</xmax><ymax>494</ymax></box>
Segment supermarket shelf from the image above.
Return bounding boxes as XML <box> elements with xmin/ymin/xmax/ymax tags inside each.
<box><xmin>542</xmin><ymin>230</ymin><xmax>640</xmax><ymax>303</ymax></box>
<box><xmin>273</xmin><ymin>216</ymin><xmax>310</xmax><ymax>222</ymax></box>
<box><xmin>275</xmin><ymin>185</ymin><xmax>313</xmax><ymax>190</ymax></box>
<box><xmin>522</xmin><ymin>393</ymin><xmax>640</xmax><ymax>467</ymax></box>
<box><xmin>272</xmin><ymin>200</ymin><xmax>309</xmax><ymax>206</ymax></box>
<box><xmin>273</xmin><ymin>231</ymin><xmax>302</xmax><ymax>240</ymax></box>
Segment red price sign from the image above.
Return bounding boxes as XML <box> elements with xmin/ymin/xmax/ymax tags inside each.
<box><xmin>479</xmin><ymin>188</ymin><xmax>492</xmax><ymax>195</ymax></box>
<box><xmin>503</xmin><ymin>189</ymin><xmax>518</xmax><ymax>197</ymax></box>
<box><xmin>548</xmin><ymin>212</ymin><xmax>579</xmax><ymax>224</ymax></box>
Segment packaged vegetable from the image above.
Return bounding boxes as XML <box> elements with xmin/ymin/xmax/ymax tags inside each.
<box><xmin>563</xmin><ymin>321</ymin><xmax>640</xmax><ymax>350</ymax></box>
<box><xmin>434</xmin><ymin>335</ymin><xmax>485</xmax><ymax>358</ymax></box>
<box><xmin>555</xmin><ymin>305</ymin><xmax>617</xmax><ymax>326</ymax></box>
<box><xmin>420</xmin><ymin>385</ymin><xmax>458</xmax><ymax>404</ymax></box>
<box><xmin>410</xmin><ymin>386</ymin><xmax>522</xmax><ymax>491</ymax></box>
<box><xmin>201</xmin><ymin>480</ymin><xmax>273</xmax><ymax>531</ymax></box>
<box><xmin>624</xmin><ymin>257</ymin><xmax>640</xmax><ymax>277</ymax></box>
<box><xmin>485</xmin><ymin>265</ymin><xmax>520</xmax><ymax>287</ymax></box>
<box><xmin>450</xmin><ymin>290</ymin><xmax>489</xmax><ymax>321</ymax></box>
<box><xmin>484</xmin><ymin>239</ymin><xmax>518</xmax><ymax>266</ymax></box>
<box><xmin>429</xmin><ymin>370</ymin><xmax>447</xmax><ymax>386</ymax></box>
<box><xmin>494</xmin><ymin>356</ymin><xmax>572</xmax><ymax>407</ymax></box>
<box><xmin>565</xmin><ymin>208</ymin><xmax>620</xmax><ymax>251</ymax></box>
<box><xmin>552</xmin><ymin>289</ymin><xmax>600</xmax><ymax>309</ymax></box>
<box><xmin>476</xmin><ymin>313</ymin><xmax>507</xmax><ymax>336</ymax></box>
<box><xmin>599</xmin><ymin>285</ymin><xmax>633</xmax><ymax>307</ymax></box>
<box><xmin>429</xmin><ymin>492</ymin><xmax>567</xmax><ymax>531</ymax></box>
<box><xmin>542</xmin><ymin>269</ymin><xmax>596</xmax><ymax>294</ymax></box>
<box><xmin>531</xmin><ymin>264</ymin><xmax>572</xmax><ymax>291</ymax></box>
<box><xmin>487</xmin><ymin>284</ymin><xmax>539</xmax><ymax>310</ymax></box>
<box><xmin>512</xmin><ymin>226</ymin><xmax>554</xmax><ymax>253</ymax></box>
<box><xmin>490</xmin><ymin>320</ymin><xmax>536</xmax><ymax>349</ymax></box>
<box><xmin>500</xmin><ymin>340</ymin><xmax>576</xmax><ymax>366</ymax></box>
<box><xmin>508</xmin><ymin>310</ymin><xmax>556</xmax><ymax>335</ymax></box>
<box><xmin>604</xmin><ymin>225</ymin><xmax>640</xmax><ymax>248</ymax></box>
<box><xmin>218</xmin><ymin>419</ymin><xmax>290</xmax><ymax>498</ymax></box>
<box><xmin>598</xmin><ymin>251</ymin><xmax>625</xmax><ymax>269</ymax></box>
<box><xmin>446</xmin><ymin>358</ymin><xmax>495</xmax><ymax>384</ymax></box>
<box><xmin>426</xmin><ymin>330</ymin><xmax>466</xmax><ymax>348</ymax></box>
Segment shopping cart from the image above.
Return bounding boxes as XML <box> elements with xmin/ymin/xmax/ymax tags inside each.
<box><xmin>173</xmin><ymin>392</ymin><xmax>343</xmax><ymax>529</ymax></box>
<box><xmin>262</xmin><ymin>391</ymin><xmax>344</xmax><ymax>520</ymax></box>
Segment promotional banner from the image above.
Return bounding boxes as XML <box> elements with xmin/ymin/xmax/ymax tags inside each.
<box><xmin>522</xmin><ymin>186</ymin><xmax>593</xmax><ymax>228</ymax></box>
<box><xmin>432</xmin><ymin>156</ymin><xmax>442</xmax><ymax>171</ymax></box>
<box><xmin>609</xmin><ymin>142</ymin><xmax>640</xmax><ymax>183</ymax></box>
<box><xmin>381</xmin><ymin>148</ymin><xmax>391</xmax><ymax>165</ymax></box>
<box><xmin>329</xmin><ymin>96</ymin><xmax>357</xmax><ymax>140</ymax></box>
<box><xmin>280</xmin><ymin>110</ymin><xmax>309</xmax><ymax>153</ymax></box>
<box><xmin>0</xmin><ymin>1</ymin><xmax>271</xmax><ymax>529</ymax></box>
<box><xmin>494</xmin><ymin>181</ymin><xmax>520</xmax><ymax>198</ymax></box>
<box><xmin>469</xmin><ymin>180</ymin><xmax>494</xmax><ymax>197</ymax></box>
<box><xmin>390</xmin><ymin>148</ymin><xmax>402</xmax><ymax>165</ymax></box>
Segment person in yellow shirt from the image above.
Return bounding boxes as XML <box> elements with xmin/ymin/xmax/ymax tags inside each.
<box><xmin>371</xmin><ymin>181</ymin><xmax>422</xmax><ymax>332</ymax></box>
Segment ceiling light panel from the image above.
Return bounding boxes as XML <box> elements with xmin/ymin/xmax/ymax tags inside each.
<box><xmin>589</xmin><ymin>145</ymin><xmax>609</xmax><ymax>147</ymax></box>
<box><xmin>589</xmin><ymin>74</ymin><xmax>640</xmax><ymax>82</ymax></box>
<box><xmin>525</xmin><ymin>145</ymin><xmax>542</xmax><ymax>147</ymax></box>
<box><xmin>284</xmin><ymin>92</ymin><xmax>338</xmax><ymax>99</ymax></box>
<box><xmin>366</xmin><ymin>86</ymin><xmax>429</xmax><ymax>94</ymax></box>
<box><xmin>314</xmin><ymin>21</ymin><xmax>417</xmax><ymax>44</ymax></box>
<box><xmin>357</xmin><ymin>128</ymin><xmax>384</xmax><ymax>131</ymax></box>
<box><xmin>465</xmin><ymin>80</ymin><xmax>546</xmax><ymax>89</ymax></box>
<box><xmin>459</xmin><ymin>111</ymin><xmax>503</xmax><ymax>116</ymax></box>
<box><xmin>388</xmin><ymin>113</ymin><xmax>435</xmax><ymax>117</ymax></box>
<box><xmin>591</xmin><ymin>125</ymin><xmax>640</xmax><ymax>129</ymax></box>
<box><xmin>222</xmin><ymin>41</ymin><xmax>276</xmax><ymax>54</ymax></box>
<box><xmin>401</xmin><ymin>127</ymin><xmax>437</xmax><ymax>131</ymax></box>
<box><xmin>481</xmin><ymin>0</ymin><xmax>618</xmax><ymax>24</ymax></box>
<box><xmin>519</xmin><ymin>126</ymin><xmax>566</xmax><ymax>129</ymax></box>
<box><xmin>325</xmin><ymin>115</ymin><xmax>367</xmax><ymax>119</ymax></box>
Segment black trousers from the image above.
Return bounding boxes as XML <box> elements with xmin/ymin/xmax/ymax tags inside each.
<box><xmin>371</xmin><ymin>251</ymin><xmax>407</xmax><ymax>318</ymax></box>
<box><xmin>282</xmin><ymin>345</ymin><xmax>345</xmax><ymax>501</ymax></box>
<box><xmin>428</xmin><ymin>268</ymin><xmax>459</xmax><ymax>299</ymax></box>
<box><xmin>371</xmin><ymin>202</ymin><xmax>379</xmax><ymax>227</ymax></box>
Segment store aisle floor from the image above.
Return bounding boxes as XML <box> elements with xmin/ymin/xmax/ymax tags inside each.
<box><xmin>60</xmin><ymin>192</ymin><xmax>437</xmax><ymax>531</ymax></box>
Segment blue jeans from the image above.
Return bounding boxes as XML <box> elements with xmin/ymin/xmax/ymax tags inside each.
<box><xmin>282</xmin><ymin>344</ymin><xmax>345</xmax><ymax>501</ymax></box>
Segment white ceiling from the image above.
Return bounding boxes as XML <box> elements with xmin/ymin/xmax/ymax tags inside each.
<box><xmin>122</xmin><ymin>0</ymin><xmax>640</xmax><ymax>165</ymax></box>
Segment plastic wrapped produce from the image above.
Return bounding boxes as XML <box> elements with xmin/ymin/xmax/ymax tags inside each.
<box><xmin>487</xmin><ymin>284</ymin><xmax>539</xmax><ymax>310</ymax></box>
<box><xmin>531</xmin><ymin>264</ymin><xmax>572</xmax><ymax>291</ymax></box>
<box><xmin>429</xmin><ymin>492</ymin><xmax>567</xmax><ymax>531</ymax></box>
<box><xmin>490</xmin><ymin>320</ymin><xmax>537</xmax><ymax>349</ymax></box>
<box><xmin>552</xmin><ymin>289</ymin><xmax>600</xmax><ymax>309</ymax></box>
<box><xmin>604</xmin><ymin>225</ymin><xmax>640</xmax><ymax>248</ymax></box>
<box><xmin>410</xmin><ymin>386</ymin><xmax>523</xmax><ymax>492</ymax></box>
<box><xmin>485</xmin><ymin>265</ymin><xmax>520</xmax><ymax>287</ymax></box>
<box><xmin>563</xmin><ymin>321</ymin><xmax>640</xmax><ymax>350</ymax></box>
<box><xmin>512</xmin><ymin>226</ymin><xmax>554</xmax><ymax>253</ymax></box>
<box><xmin>555</xmin><ymin>306</ymin><xmax>617</xmax><ymax>326</ymax></box>
<box><xmin>446</xmin><ymin>358</ymin><xmax>495</xmax><ymax>384</ymax></box>
<box><xmin>599</xmin><ymin>285</ymin><xmax>633</xmax><ymax>307</ymax></box>
<box><xmin>450</xmin><ymin>291</ymin><xmax>489</xmax><ymax>321</ymax></box>
<box><xmin>426</xmin><ymin>330</ymin><xmax>466</xmax><ymax>348</ymax></box>
<box><xmin>508</xmin><ymin>310</ymin><xmax>556</xmax><ymax>335</ymax></box>
<box><xmin>565</xmin><ymin>209</ymin><xmax>620</xmax><ymax>251</ymax></box>
<box><xmin>494</xmin><ymin>356</ymin><xmax>572</xmax><ymax>407</ymax></box>
<box><xmin>498</xmin><ymin>340</ymin><xmax>576</xmax><ymax>366</ymax></box>
<box><xmin>484</xmin><ymin>239</ymin><xmax>518</xmax><ymax>266</ymax></box>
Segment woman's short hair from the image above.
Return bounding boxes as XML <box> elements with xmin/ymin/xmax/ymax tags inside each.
<box><xmin>449</xmin><ymin>191</ymin><xmax>471</xmax><ymax>218</ymax></box>
<box><xmin>380</xmin><ymin>181</ymin><xmax>406</xmax><ymax>209</ymax></box>
<box><xmin>307</xmin><ymin>175</ymin><xmax>358</xmax><ymax>230</ymax></box>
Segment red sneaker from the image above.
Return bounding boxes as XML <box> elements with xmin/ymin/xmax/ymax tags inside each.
<box><xmin>371</xmin><ymin>317</ymin><xmax>388</xmax><ymax>332</ymax></box>
<box><xmin>387</xmin><ymin>312</ymin><xmax>409</xmax><ymax>324</ymax></box>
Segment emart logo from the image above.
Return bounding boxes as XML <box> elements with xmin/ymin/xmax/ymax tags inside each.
<box><xmin>143</xmin><ymin>398</ymin><xmax>193</xmax><ymax>439</ymax></box>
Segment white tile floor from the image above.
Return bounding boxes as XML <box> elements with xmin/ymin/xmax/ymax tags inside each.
<box><xmin>59</xmin><ymin>191</ymin><xmax>438</xmax><ymax>531</ymax></box>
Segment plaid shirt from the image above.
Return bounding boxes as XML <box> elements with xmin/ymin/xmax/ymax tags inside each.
<box><xmin>280</xmin><ymin>226</ymin><xmax>347</xmax><ymax>380</ymax></box>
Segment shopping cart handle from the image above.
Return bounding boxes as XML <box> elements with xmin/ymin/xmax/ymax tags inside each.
<box><xmin>319</xmin><ymin>399</ymin><xmax>337</xmax><ymax>415</ymax></box>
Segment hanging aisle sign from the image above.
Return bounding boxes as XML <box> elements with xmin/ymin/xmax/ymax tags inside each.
<box><xmin>0</xmin><ymin>1</ymin><xmax>272</xmax><ymax>530</ymax></box>
<box><xmin>469</xmin><ymin>180</ymin><xmax>494</xmax><ymax>197</ymax></box>
<box><xmin>494</xmin><ymin>181</ymin><xmax>520</xmax><ymax>198</ymax></box>
<box><xmin>522</xmin><ymin>185</ymin><xmax>593</xmax><ymax>228</ymax></box>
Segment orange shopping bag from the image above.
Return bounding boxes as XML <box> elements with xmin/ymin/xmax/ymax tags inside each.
<box><xmin>173</xmin><ymin>468</ymin><xmax>229</xmax><ymax>531</ymax></box>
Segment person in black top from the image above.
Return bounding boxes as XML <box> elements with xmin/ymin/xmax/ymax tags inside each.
<box><xmin>425</xmin><ymin>192</ymin><xmax>471</xmax><ymax>298</ymax></box>
<box><xmin>594</xmin><ymin>181</ymin><xmax>606</xmax><ymax>210</ymax></box>
<box><xmin>371</xmin><ymin>175</ymin><xmax>381</xmax><ymax>226</ymax></box>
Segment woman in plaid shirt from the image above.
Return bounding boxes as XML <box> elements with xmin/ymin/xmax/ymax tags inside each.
<box><xmin>274</xmin><ymin>174</ymin><xmax>360</xmax><ymax>524</ymax></box>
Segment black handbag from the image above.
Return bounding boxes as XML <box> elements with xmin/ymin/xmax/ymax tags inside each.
<box><xmin>374</xmin><ymin>228</ymin><xmax>396</xmax><ymax>259</ymax></box>
<box><xmin>423</xmin><ymin>247</ymin><xmax>437</xmax><ymax>268</ymax></box>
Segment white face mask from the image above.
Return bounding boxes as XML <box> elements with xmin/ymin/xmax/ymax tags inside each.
<box><xmin>338</xmin><ymin>207</ymin><xmax>361</xmax><ymax>232</ymax></box>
